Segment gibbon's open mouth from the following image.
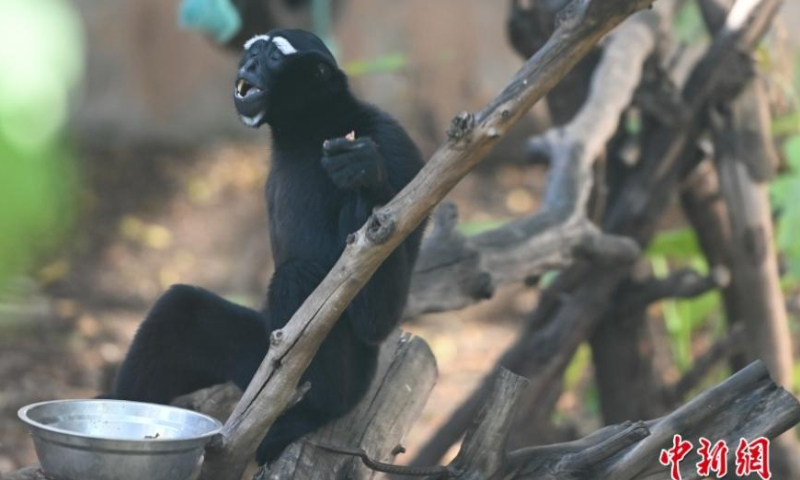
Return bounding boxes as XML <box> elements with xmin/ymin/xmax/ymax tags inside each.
<box><xmin>235</xmin><ymin>79</ymin><xmax>262</xmax><ymax>99</ymax></box>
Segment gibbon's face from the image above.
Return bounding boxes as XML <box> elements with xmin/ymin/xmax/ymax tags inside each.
<box><xmin>234</xmin><ymin>29</ymin><xmax>343</xmax><ymax>128</ymax></box>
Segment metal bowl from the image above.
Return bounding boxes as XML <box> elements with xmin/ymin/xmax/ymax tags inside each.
<box><xmin>18</xmin><ymin>399</ymin><xmax>223</xmax><ymax>480</ymax></box>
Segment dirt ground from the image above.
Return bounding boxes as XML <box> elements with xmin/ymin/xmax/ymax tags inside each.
<box><xmin>0</xmin><ymin>138</ymin><xmax>553</xmax><ymax>472</ymax></box>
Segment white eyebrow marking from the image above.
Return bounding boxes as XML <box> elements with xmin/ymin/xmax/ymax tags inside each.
<box><xmin>244</xmin><ymin>35</ymin><xmax>271</xmax><ymax>50</ymax></box>
<box><xmin>272</xmin><ymin>36</ymin><xmax>298</xmax><ymax>55</ymax></box>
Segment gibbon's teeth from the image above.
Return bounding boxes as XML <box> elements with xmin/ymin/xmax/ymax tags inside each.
<box><xmin>236</xmin><ymin>80</ymin><xmax>261</xmax><ymax>99</ymax></box>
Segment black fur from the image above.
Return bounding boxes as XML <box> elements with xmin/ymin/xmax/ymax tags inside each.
<box><xmin>110</xmin><ymin>29</ymin><xmax>426</xmax><ymax>464</ymax></box>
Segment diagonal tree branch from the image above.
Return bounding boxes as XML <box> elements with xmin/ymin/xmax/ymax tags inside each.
<box><xmin>410</xmin><ymin>0</ymin><xmax>674</xmax><ymax>465</ymax></box>
<box><xmin>412</xmin><ymin>0</ymin><xmax>786</xmax><ymax>467</ymax></box>
<box><xmin>195</xmin><ymin>2</ymin><xmax>656</xmax><ymax>479</ymax></box>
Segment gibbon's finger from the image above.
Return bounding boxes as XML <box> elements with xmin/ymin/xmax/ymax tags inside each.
<box><xmin>323</xmin><ymin>136</ymin><xmax>375</xmax><ymax>155</ymax></box>
<box><xmin>321</xmin><ymin>151</ymin><xmax>372</xmax><ymax>173</ymax></box>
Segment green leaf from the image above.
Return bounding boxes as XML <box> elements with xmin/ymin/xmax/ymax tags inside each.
<box><xmin>624</xmin><ymin>111</ymin><xmax>642</xmax><ymax>135</ymax></box>
<box><xmin>673</xmin><ymin>1</ymin><xmax>708</xmax><ymax>44</ymax></box>
<box><xmin>772</xmin><ymin>112</ymin><xmax>800</xmax><ymax>137</ymax></box>
<box><xmin>646</xmin><ymin>228</ymin><xmax>703</xmax><ymax>261</ymax></box>
<box><xmin>564</xmin><ymin>343</ymin><xmax>591</xmax><ymax>391</ymax></box>
<box><xmin>538</xmin><ymin>270</ymin><xmax>560</xmax><ymax>289</ymax></box>
<box><xmin>770</xmin><ymin>176</ymin><xmax>793</xmax><ymax>208</ymax></box>
<box><xmin>784</xmin><ymin>134</ymin><xmax>800</xmax><ymax>171</ymax></box>
<box><xmin>772</xmin><ymin>135</ymin><xmax>800</xmax><ymax>282</ymax></box>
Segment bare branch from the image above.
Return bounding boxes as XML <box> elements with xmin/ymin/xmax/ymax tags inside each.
<box><xmin>257</xmin><ymin>331</ymin><xmax>436</xmax><ymax>480</ymax></box>
<box><xmin>9</xmin><ymin>363</ymin><xmax>797</xmax><ymax>480</ymax></box>
<box><xmin>192</xmin><ymin>2</ymin><xmax>655</xmax><ymax>479</ymax></box>
<box><xmin>413</xmin><ymin>0</ymin><xmax>785</xmax><ymax>466</ymax></box>
<box><xmin>408</xmin><ymin>362</ymin><xmax>799</xmax><ymax>480</ymax></box>
<box><xmin>603</xmin><ymin>361</ymin><xmax>798</xmax><ymax>480</ymax></box>
<box><xmin>613</xmin><ymin>266</ymin><xmax>730</xmax><ymax>316</ymax></box>
<box><xmin>405</xmin><ymin>0</ymin><xmax>660</xmax><ymax>317</ymax></box>
<box><xmin>410</xmin><ymin>1</ymin><xmax>674</xmax><ymax>464</ymax></box>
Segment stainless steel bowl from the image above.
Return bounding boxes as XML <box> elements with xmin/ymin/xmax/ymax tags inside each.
<box><xmin>18</xmin><ymin>399</ymin><xmax>223</xmax><ymax>480</ymax></box>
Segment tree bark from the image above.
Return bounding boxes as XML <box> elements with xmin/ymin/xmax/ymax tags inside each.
<box><xmin>195</xmin><ymin>1</ymin><xmax>656</xmax><ymax>479</ymax></box>
<box><xmin>257</xmin><ymin>331</ymin><xmax>436</xmax><ymax>480</ymax></box>
<box><xmin>412</xmin><ymin>0</ymin><xmax>786</xmax><ymax>466</ymax></box>
<box><xmin>412</xmin><ymin>361</ymin><xmax>800</xmax><ymax>480</ymax></box>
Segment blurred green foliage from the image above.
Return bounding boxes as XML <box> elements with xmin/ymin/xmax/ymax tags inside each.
<box><xmin>0</xmin><ymin>0</ymin><xmax>84</xmax><ymax>288</ymax></box>
<box><xmin>647</xmin><ymin>229</ymin><xmax>722</xmax><ymax>371</ymax></box>
<box><xmin>456</xmin><ymin>217</ymin><xmax>511</xmax><ymax>236</ymax></box>
<box><xmin>771</xmin><ymin>135</ymin><xmax>800</xmax><ymax>282</ymax></box>
<box><xmin>796</xmin><ymin>52</ymin><xmax>800</xmax><ymax>94</ymax></box>
<box><xmin>673</xmin><ymin>1</ymin><xmax>708</xmax><ymax>44</ymax></box>
<box><xmin>772</xmin><ymin>112</ymin><xmax>800</xmax><ymax>137</ymax></box>
<box><xmin>646</xmin><ymin>227</ymin><xmax>702</xmax><ymax>259</ymax></box>
<box><xmin>344</xmin><ymin>53</ymin><xmax>408</xmax><ymax>78</ymax></box>
<box><xmin>771</xmin><ymin>53</ymin><xmax>800</xmax><ymax>284</ymax></box>
<box><xmin>554</xmin><ymin>342</ymin><xmax>600</xmax><ymax>424</ymax></box>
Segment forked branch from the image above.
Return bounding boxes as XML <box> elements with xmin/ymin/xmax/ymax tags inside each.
<box><xmin>195</xmin><ymin>2</ymin><xmax>656</xmax><ymax>479</ymax></box>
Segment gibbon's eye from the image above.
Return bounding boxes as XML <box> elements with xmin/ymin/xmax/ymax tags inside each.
<box><xmin>317</xmin><ymin>63</ymin><xmax>330</xmax><ymax>81</ymax></box>
<box><xmin>270</xmin><ymin>49</ymin><xmax>282</xmax><ymax>62</ymax></box>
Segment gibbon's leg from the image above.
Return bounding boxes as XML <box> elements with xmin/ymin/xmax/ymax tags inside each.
<box><xmin>113</xmin><ymin>258</ymin><xmax>327</xmax><ymax>404</ymax></box>
<box><xmin>112</xmin><ymin>284</ymin><xmax>270</xmax><ymax>403</ymax></box>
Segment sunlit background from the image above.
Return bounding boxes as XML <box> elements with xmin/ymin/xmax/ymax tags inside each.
<box><xmin>1</xmin><ymin>0</ymin><xmax>800</xmax><ymax>473</ymax></box>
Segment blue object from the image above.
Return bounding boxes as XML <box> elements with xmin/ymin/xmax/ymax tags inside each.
<box><xmin>178</xmin><ymin>0</ymin><xmax>242</xmax><ymax>44</ymax></box>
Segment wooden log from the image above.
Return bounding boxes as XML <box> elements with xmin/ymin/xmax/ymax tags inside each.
<box><xmin>412</xmin><ymin>0</ymin><xmax>787</xmax><ymax>466</ymax></box>
<box><xmin>256</xmin><ymin>331</ymin><xmax>436</xmax><ymax>480</ymax></box>
<box><xmin>4</xmin><ymin>331</ymin><xmax>435</xmax><ymax>480</ymax></box>
<box><xmin>419</xmin><ymin>361</ymin><xmax>800</xmax><ymax>480</ymax></box>
<box><xmin>1</xmin><ymin>467</ymin><xmax>44</xmax><ymax>480</ymax></box>
<box><xmin>198</xmin><ymin>1</ymin><xmax>655</xmax><ymax>478</ymax></box>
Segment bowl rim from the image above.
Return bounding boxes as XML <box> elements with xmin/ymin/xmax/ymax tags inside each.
<box><xmin>18</xmin><ymin>399</ymin><xmax>224</xmax><ymax>444</ymax></box>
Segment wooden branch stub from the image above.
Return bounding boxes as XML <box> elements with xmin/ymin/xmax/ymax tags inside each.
<box><xmin>366</xmin><ymin>209</ymin><xmax>397</xmax><ymax>244</ymax></box>
<box><xmin>603</xmin><ymin>361</ymin><xmax>800</xmax><ymax>480</ymax></box>
<box><xmin>407</xmin><ymin>362</ymin><xmax>798</xmax><ymax>480</ymax></box>
<box><xmin>614</xmin><ymin>266</ymin><xmax>731</xmax><ymax>316</ymax></box>
<box><xmin>405</xmin><ymin>203</ymin><xmax>495</xmax><ymax>317</ymax></box>
<box><xmin>259</xmin><ymin>331</ymin><xmax>437</xmax><ymax>480</ymax></box>
<box><xmin>572</xmin><ymin>227</ymin><xmax>640</xmax><ymax>265</ymax></box>
<box><xmin>435</xmin><ymin>368</ymin><xmax>530</xmax><ymax>480</ymax></box>
<box><xmin>270</xmin><ymin>329</ymin><xmax>285</xmax><ymax>347</ymax></box>
<box><xmin>446</xmin><ymin>112</ymin><xmax>476</xmax><ymax>142</ymax></box>
<box><xmin>554</xmin><ymin>0</ymin><xmax>582</xmax><ymax>30</ymax></box>
<box><xmin>1</xmin><ymin>467</ymin><xmax>45</xmax><ymax>480</ymax></box>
